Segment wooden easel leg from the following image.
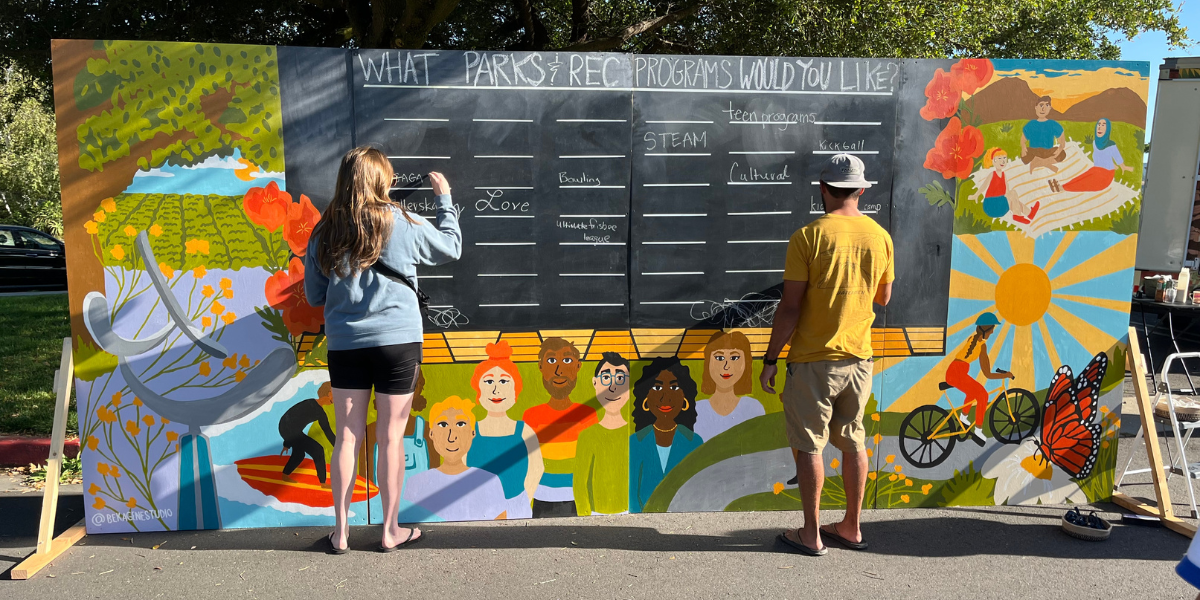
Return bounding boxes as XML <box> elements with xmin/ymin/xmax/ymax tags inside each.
<box><xmin>12</xmin><ymin>338</ymin><xmax>86</xmax><ymax>579</ymax></box>
<box><xmin>1114</xmin><ymin>327</ymin><xmax>1198</xmax><ymax>538</ymax></box>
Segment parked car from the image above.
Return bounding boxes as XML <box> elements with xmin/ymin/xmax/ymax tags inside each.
<box><xmin>0</xmin><ymin>225</ymin><xmax>67</xmax><ymax>290</ymax></box>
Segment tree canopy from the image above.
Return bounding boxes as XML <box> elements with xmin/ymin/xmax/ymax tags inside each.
<box><xmin>0</xmin><ymin>61</ymin><xmax>60</xmax><ymax>233</ymax></box>
<box><xmin>1</xmin><ymin>0</ymin><xmax>1193</xmax><ymax>90</ymax></box>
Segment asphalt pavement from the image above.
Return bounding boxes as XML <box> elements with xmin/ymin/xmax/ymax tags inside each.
<box><xmin>1</xmin><ymin>378</ymin><xmax>1198</xmax><ymax>599</ymax></box>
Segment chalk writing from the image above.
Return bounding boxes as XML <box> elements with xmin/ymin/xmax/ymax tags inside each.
<box><xmin>558</xmin><ymin>172</ymin><xmax>602</xmax><ymax>186</ymax></box>
<box><xmin>475</xmin><ymin>190</ymin><xmax>530</xmax><ymax>213</ymax></box>
<box><xmin>643</xmin><ymin>131</ymin><xmax>707</xmax><ymax>151</ymax></box>
<box><xmin>634</xmin><ymin>56</ymin><xmax>899</xmax><ymax>93</ymax></box>
<box><xmin>358</xmin><ymin>51</ymin><xmax>438</xmax><ymax>85</ymax></box>
<box><xmin>689</xmin><ymin>290</ymin><xmax>782</xmax><ymax>328</ymax></box>
<box><xmin>729</xmin><ymin>162</ymin><xmax>790</xmax><ymax>183</ymax></box>
<box><xmin>722</xmin><ymin>102</ymin><xmax>815</xmax><ymax>131</ymax></box>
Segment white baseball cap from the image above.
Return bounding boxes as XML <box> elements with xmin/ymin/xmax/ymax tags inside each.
<box><xmin>819</xmin><ymin>154</ymin><xmax>872</xmax><ymax>189</ymax></box>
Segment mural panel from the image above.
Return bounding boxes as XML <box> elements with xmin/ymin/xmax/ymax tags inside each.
<box><xmin>51</xmin><ymin>41</ymin><xmax>1146</xmax><ymax>533</ymax></box>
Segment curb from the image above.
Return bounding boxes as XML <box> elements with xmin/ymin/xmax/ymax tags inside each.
<box><xmin>0</xmin><ymin>435</ymin><xmax>80</xmax><ymax>467</ymax></box>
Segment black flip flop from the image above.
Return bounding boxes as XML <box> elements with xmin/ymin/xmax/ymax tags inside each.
<box><xmin>379</xmin><ymin>527</ymin><xmax>423</xmax><ymax>553</ymax></box>
<box><xmin>820</xmin><ymin>525</ymin><xmax>868</xmax><ymax>551</ymax></box>
<box><xmin>326</xmin><ymin>532</ymin><xmax>349</xmax><ymax>555</ymax></box>
<box><xmin>777</xmin><ymin>531</ymin><xmax>827</xmax><ymax>556</ymax></box>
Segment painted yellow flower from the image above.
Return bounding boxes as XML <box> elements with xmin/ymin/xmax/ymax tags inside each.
<box><xmin>773</xmin><ymin>482</ymin><xmax>785</xmax><ymax>495</ymax></box>
<box><xmin>126</xmin><ymin>497</ymin><xmax>138</xmax><ymax>509</ymax></box>
<box><xmin>234</xmin><ymin>370</ymin><xmax>247</xmax><ymax>383</ymax></box>
<box><xmin>160</xmin><ymin>417</ymin><xmax>170</xmax><ymax>425</ymax></box>
<box><xmin>109</xmin><ymin>245</ymin><xmax>125</xmax><ymax>260</ymax></box>
<box><xmin>830</xmin><ymin>458</ymin><xmax>840</xmax><ymax>470</ymax></box>
<box><xmin>201</xmin><ymin>285</ymin><xmax>215</xmax><ymax>298</ymax></box>
<box><xmin>96</xmin><ymin>462</ymin><xmax>109</xmax><ymax>476</ymax></box>
<box><xmin>886</xmin><ymin>454</ymin><xmax>895</xmax><ymax>464</ymax></box>
<box><xmin>222</xmin><ymin>288</ymin><xmax>234</xmax><ymax>299</ymax></box>
<box><xmin>1100</xmin><ymin>405</ymin><xmax>1109</xmax><ymax>415</ymax></box>
<box><xmin>132</xmin><ymin>397</ymin><xmax>142</xmax><ymax>407</ymax></box>
<box><xmin>223</xmin><ymin>354</ymin><xmax>238</xmax><ymax>369</ymax></box>
<box><xmin>873</xmin><ymin>433</ymin><xmax>882</xmax><ymax>445</ymax></box>
<box><xmin>88</xmin><ymin>483</ymin><xmax>100</xmax><ymax>495</ymax></box>
<box><xmin>1101</xmin><ymin>440</ymin><xmax>1109</xmax><ymax>449</ymax></box>
<box><xmin>93</xmin><ymin>210</ymin><xmax>106</xmax><ymax>223</ymax></box>
<box><xmin>166</xmin><ymin>431</ymin><xmax>179</xmax><ymax>442</ymax></box>
<box><xmin>894</xmin><ymin>465</ymin><xmax>903</xmax><ymax>473</ymax></box>
<box><xmin>219</xmin><ymin>277</ymin><xmax>233</xmax><ymax>290</ymax></box>
<box><xmin>199</xmin><ymin>362</ymin><xmax>211</xmax><ymax>376</ymax></box>
<box><xmin>870</xmin><ymin>413</ymin><xmax>880</xmax><ymax>422</ymax></box>
<box><xmin>142</xmin><ymin>415</ymin><xmax>155</xmax><ymax>427</ymax></box>
<box><xmin>210</xmin><ymin>301</ymin><xmax>225</xmax><ymax>315</ymax></box>
<box><xmin>93</xmin><ymin>497</ymin><xmax>106</xmax><ymax>510</ymax></box>
<box><xmin>922</xmin><ymin>483</ymin><xmax>933</xmax><ymax>495</ymax></box>
<box><xmin>159</xmin><ymin>262</ymin><xmax>175</xmax><ymax>279</ymax></box>
<box><xmin>866</xmin><ymin>448</ymin><xmax>873</xmax><ymax>458</ymax></box>
<box><xmin>87</xmin><ymin>435</ymin><xmax>98</xmax><ymax>451</ymax></box>
<box><xmin>888</xmin><ymin>474</ymin><xmax>897</xmax><ymax>482</ymax></box>
<box><xmin>239</xmin><ymin>355</ymin><xmax>251</xmax><ymax>368</ymax></box>
<box><xmin>123</xmin><ymin>225</ymin><xmax>137</xmax><ymax>237</ymax></box>
<box><xmin>96</xmin><ymin>406</ymin><xmax>116</xmax><ymax>423</ymax></box>
<box><xmin>110</xmin><ymin>466</ymin><xmax>121</xmax><ymax>479</ymax></box>
<box><xmin>100</xmin><ymin>198</ymin><xmax>117</xmax><ymax>212</ymax></box>
<box><xmin>202</xmin><ymin>316</ymin><xmax>212</xmax><ymax>328</ymax></box>
<box><xmin>193</xmin><ymin>265</ymin><xmax>207</xmax><ymax>278</ymax></box>
<box><xmin>901</xmin><ymin>494</ymin><xmax>910</xmax><ymax>503</ymax></box>
<box><xmin>868</xmin><ymin>472</ymin><xmax>877</xmax><ymax>481</ymax></box>
<box><xmin>111</xmin><ymin>392</ymin><xmax>122</xmax><ymax>406</ymax></box>
<box><xmin>125</xmin><ymin>420</ymin><xmax>141</xmax><ymax>436</ymax></box>
<box><xmin>222</xmin><ymin>312</ymin><xmax>237</xmax><ymax>325</ymax></box>
<box><xmin>905</xmin><ymin>479</ymin><xmax>913</xmax><ymax>486</ymax></box>
<box><xmin>185</xmin><ymin>239</ymin><xmax>211</xmax><ymax>255</ymax></box>
<box><xmin>84</xmin><ymin>220</ymin><xmax>98</xmax><ymax>234</ymax></box>
<box><xmin>149</xmin><ymin>224</ymin><xmax>163</xmax><ymax>237</ymax></box>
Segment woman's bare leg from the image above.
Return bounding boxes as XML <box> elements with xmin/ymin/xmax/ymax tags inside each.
<box><xmin>376</xmin><ymin>391</ymin><xmax>420</xmax><ymax>548</ymax></box>
<box><xmin>330</xmin><ymin>387</ymin><xmax>371</xmax><ymax>550</ymax></box>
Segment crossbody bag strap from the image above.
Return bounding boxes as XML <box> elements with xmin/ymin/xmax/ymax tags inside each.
<box><xmin>370</xmin><ymin>261</ymin><xmax>419</xmax><ymax>295</ymax></box>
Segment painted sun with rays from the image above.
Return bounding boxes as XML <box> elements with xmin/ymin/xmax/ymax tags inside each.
<box><xmin>879</xmin><ymin>231</ymin><xmax>1135</xmax><ymax>414</ymax></box>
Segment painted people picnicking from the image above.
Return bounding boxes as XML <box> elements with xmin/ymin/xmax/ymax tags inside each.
<box><xmin>1020</xmin><ymin>96</ymin><xmax>1067</xmax><ymax>174</ymax></box>
<box><xmin>760</xmin><ymin>153</ymin><xmax>895</xmax><ymax>556</ymax></box>
<box><xmin>523</xmin><ymin>338</ymin><xmax>598</xmax><ymax>518</ymax></box>
<box><xmin>303</xmin><ymin>147</ymin><xmax>461</xmax><ymax>553</ymax></box>
<box><xmin>574</xmin><ymin>352</ymin><xmax>632</xmax><ymax>516</ymax></box>
<box><xmin>467</xmin><ymin>341</ymin><xmax>544</xmax><ymax>519</ymax></box>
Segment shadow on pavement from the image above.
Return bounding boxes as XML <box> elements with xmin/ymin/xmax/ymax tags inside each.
<box><xmin>56</xmin><ymin>512</ymin><xmax>1188</xmax><ymax>562</ymax></box>
<box><xmin>0</xmin><ymin>493</ymin><xmax>84</xmax><ymax>579</ymax></box>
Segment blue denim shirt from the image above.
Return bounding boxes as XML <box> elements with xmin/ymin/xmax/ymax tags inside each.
<box><xmin>304</xmin><ymin>194</ymin><xmax>461</xmax><ymax>351</ymax></box>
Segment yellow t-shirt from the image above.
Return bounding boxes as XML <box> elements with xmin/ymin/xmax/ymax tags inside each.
<box><xmin>783</xmin><ymin>214</ymin><xmax>895</xmax><ymax>363</ymax></box>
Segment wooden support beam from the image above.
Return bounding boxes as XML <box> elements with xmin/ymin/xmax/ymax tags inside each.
<box><xmin>12</xmin><ymin>338</ymin><xmax>85</xmax><ymax>579</ymax></box>
<box><xmin>1117</xmin><ymin>327</ymin><xmax>1194</xmax><ymax>538</ymax></box>
<box><xmin>11</xmin><ymin>522</ymin><xmax>86</xmax><ymax>580</ymax></box>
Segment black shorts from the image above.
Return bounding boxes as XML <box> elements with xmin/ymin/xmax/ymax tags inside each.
<box><xmin>327</xmin><ymin>343</ymin><xmax>422</xmax><ymax>395</ymax></box>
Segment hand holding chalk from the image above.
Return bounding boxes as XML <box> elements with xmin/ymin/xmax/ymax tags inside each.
<box><xmin>429</xmin><ymin>172</ymin><xmax>451</xmax><ymax>195</ymax></box>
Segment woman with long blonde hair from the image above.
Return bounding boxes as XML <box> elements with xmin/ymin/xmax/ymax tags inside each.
<box><xmin>304</xmin><ymin>147</ymin><xmax>461</xmax><ymax>553</ymax></box>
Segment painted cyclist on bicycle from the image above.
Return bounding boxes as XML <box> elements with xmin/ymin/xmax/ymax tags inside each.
<box><xmin>945</xmin><ymin>312</ymin><xmax>1015</xmax><ymax>441</ymax></box>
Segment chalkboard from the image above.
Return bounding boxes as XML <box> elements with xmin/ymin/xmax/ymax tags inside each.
<box><xmin>629</xmin><ymin>55</ymin><xmax>900</xmax><ymax>328</ymax></box>
<box><xmin>278</xmin><ymin>50</ymin><xmax>953</xmax><ymax>334</ymax></box>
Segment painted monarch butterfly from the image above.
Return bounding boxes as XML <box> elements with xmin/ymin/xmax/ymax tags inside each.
<box><xmin>1037</xmin><ymin>353</ymin><xmax>1106</xmax><ymax>479</ymax></box>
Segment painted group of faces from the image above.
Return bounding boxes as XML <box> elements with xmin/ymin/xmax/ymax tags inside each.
<box><xmin>395</xmin><ymin>331</ymin><xmax>766</xmax><ymax>522</ymax></box>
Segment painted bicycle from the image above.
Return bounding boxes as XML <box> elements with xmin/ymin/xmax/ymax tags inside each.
<box><xmin>898</xmin><ymin>371</ymin><xmax>1041</xmax><ymax>469</ymax></box>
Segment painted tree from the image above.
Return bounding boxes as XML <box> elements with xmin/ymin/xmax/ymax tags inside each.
<box><xmin>69</xmin><ymin>41</ymin><xmax>284</xmax><ymax>203</ymax></box>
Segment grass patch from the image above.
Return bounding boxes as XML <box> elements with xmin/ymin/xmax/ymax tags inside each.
<box><xmin>0</xmin><ymin>293</ymin><xmax>75</xmax><ymax>435</ymax></box>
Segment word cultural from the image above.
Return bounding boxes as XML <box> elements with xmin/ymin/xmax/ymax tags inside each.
<box><xmin>729</xmin><ymin>162</ymin><xmax>791</xmax><ymax>183</ymax></box>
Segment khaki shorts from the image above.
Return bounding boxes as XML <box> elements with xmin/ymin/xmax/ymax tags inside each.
<box><xmin>781</xmin><ymin>358</ymin><xmax>873</xmax><ymax>454</ymax></box>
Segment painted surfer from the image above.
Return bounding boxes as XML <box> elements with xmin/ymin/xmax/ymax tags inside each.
<box><xmin>279</xmin><ymin>381</ymin><xmax>336</xmax><ymax>488</ymax></box>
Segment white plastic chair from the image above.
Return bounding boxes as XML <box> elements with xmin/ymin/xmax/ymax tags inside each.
<box><xmin>1118</xmin><ymin>352</ymin><xmax>1200</xmax><ymax>518</ymax></box>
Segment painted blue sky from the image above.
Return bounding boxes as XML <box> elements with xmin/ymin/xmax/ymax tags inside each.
<box><xmin>1113</xmin><ymin>1</ymin><xmax>1200</xmax><ymax>140</ymax></box>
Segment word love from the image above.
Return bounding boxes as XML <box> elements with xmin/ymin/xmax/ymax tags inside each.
<box><xmin>475</xmin><ymin>190</ymin><xmax>530</xmax><ymax>213</ymax></box>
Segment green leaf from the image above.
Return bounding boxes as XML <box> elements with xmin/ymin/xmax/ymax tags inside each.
<box><xmin>938</xmin><ymin>461</ymin><xmax>995</xmax><ymax>506</ymax></box>
<box><xmin>919</xmin><ymin>180</ymin><xmax>955</xmax><ymax>207</ymax></box>
<box><xmin>74</xmin><ymin>337</ymin><xmax>117</xmax><ymax>381</ymax></box>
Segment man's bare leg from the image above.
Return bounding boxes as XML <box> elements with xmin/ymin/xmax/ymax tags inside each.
<box><xmin>826</xmin><ymin>449</ymin><xmax>868</xmax><ymax>543</ymax></box>
<box><xmin>786</xmin><ymin>450</ymin><xmax>825</xmax><ymax>550</ymax></box>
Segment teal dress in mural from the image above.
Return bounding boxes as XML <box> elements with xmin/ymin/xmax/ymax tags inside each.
<box><xmin>628</xmin><ymin>426</ymin><xmax>703</xmax><ymax>513</ymax></box>
<box><xmin>466</xmin><ymin>421</ymin><xmax>533</xmax><ymax>519</ymax></box>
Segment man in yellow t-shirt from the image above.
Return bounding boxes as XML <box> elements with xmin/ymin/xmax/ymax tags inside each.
<box><xmin>760</xmin><ymin>154</ymin><xmax>894</xmax><ymax>557</ymax></box>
